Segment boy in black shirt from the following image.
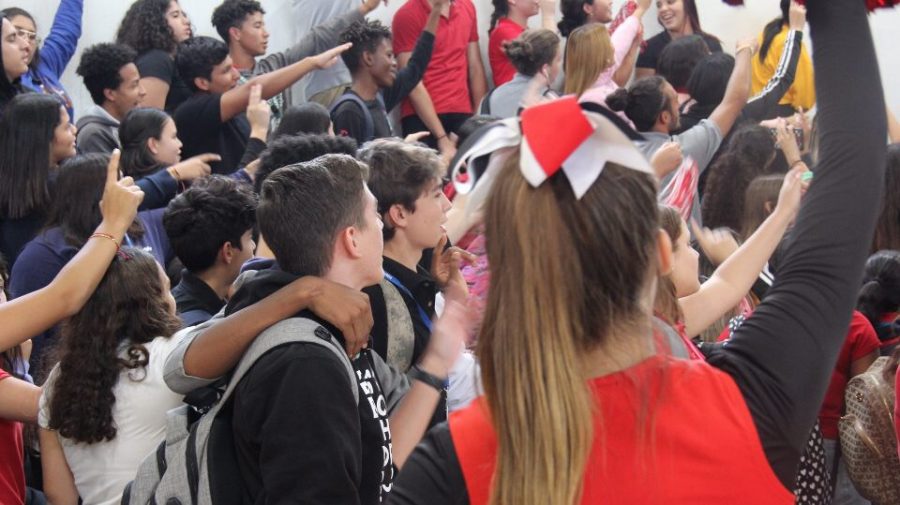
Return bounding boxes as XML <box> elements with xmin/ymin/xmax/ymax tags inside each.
<box><xmin>173</xmin><ymin>36</ymin><xmax>350</xmax><ymax>174</ymax></box>
<box><xmin>163</xmin><ymin>176</ymin><xmax>257</xmax><ymax>327</ymax></box>
<box><xmin>331</xmin><ymin>0</ymin><xmax>445</xmax><ymax>145</ymax></box>
<box><xmin>227</xmin><ymin>154</ymin><xmax>465</xmax><ymax>503</ymax></box>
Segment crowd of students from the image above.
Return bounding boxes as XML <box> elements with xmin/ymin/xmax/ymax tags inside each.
<box><xmin>0</xmin><ymin>0</ymin><xmax>899</xmax><ymax>503</ymax></box>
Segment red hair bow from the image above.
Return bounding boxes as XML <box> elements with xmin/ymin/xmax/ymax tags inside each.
<box><xmin>450</xmin><ymin>96</ymin><xmax>652</xmax><ymax>205</ymax></box>
<box><xmin>721</xmin><ymin>0</ymin><xmax>896</xmax><ymax>11</ymax></box>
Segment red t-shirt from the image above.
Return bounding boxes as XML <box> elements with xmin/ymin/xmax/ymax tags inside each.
<box><xmin>818</xmin><ymin>311</ymin><xmax>880</xmax><ymax>439</ymax></box>
<box><xmin>488</xmin><ymin>18</ymin><xmax>524</xmax><ymax>87</ymax></box>
<box><xmin>451</xmin><ymin>355</ymin><xmax>794</xmax><ymax>504</ymax></box>
<box><xmin>0</xmin><ymin>369</ymin><xmax>25</xmax><ymax>505</ymax></box>
<box><xmin>393</xmin><ymin>0</ymin><xmax>479</xmax><ymax>118</ymax></box>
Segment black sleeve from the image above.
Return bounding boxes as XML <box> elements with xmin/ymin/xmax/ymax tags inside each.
<box><xmin>383</xmin><ymin>31</ymin><xmax>436</xmax><ymax>111</ymax></box>
<box><xmin>234</xmin><ymin>345</ymin><xmax>363</xmax><ymax>505</ymax></box>
<box><xmin>237</xmin><ymin>137</ymin><xmax>267</xmax><ymax>170</ymax></box>
<box><xmin>135</xmin><ymin>170</ymin><xmax>178</xmax><ymax>210</ymax></box>
<box><xmin>386</xmin><ymin>424</ymin><xmax>469</xmax><ymax>505</ymax></box>
<box><xmin>703</xmin><ymin>0</ymin><xmax>886</xmax><ymax>488</ymax></box>
<box><xmin>332</xmin><ymin>101</ymin><xmax>368</xmax><ymax>145</ymax></box>
<box><xmin>135</xmin><ymin>50</ymin><xmax>174</xmax><ymax>84</ymax></box>
<box><xmin>741</xmin><ymin>30</ymin><xmax>803</xmax><ymax>122</ymax></box>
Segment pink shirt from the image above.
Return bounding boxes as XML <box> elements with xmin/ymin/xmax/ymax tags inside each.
<box><xmin>578</xmin><ymin>16</ymin><xmax>641</xmax><ymax>107</ymax></box>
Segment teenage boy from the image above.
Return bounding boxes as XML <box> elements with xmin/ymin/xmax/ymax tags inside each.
<box><xmin>173</xmin><ymin>36</ymin><xmax>349</xmax><ymax>174</ymax></box>
<box><xmin>358</xmin><ymin>139</ymin><xmax>467</xmax><ymax>377</ymax></box>
<box><xmin>75</xmin><ymin>43</ymin><xmax>146</xmax><ymax>154</ymax></box>
<box><xmin>331</xmin><ymin>0</ymin><xmax>445</xmax><ymax>145</ymax></box>
<box><xmin>392</xmin><ymin>0</ymin><xmax>488</xmax><ymax>155</ymax></box>
<box><xmin>222</xmin><ymin>155</ymin><xmax>462</xmax><ymax>503</ymax></box>
<box><xmin>211</xmin><ymin>0</ymin><xmax>382</xmax><ymax>128</ymax></box>
<box><xmin>163</xmin><ymin>176</ymin><xmax>257</xmax><ymax>327</ymax></box>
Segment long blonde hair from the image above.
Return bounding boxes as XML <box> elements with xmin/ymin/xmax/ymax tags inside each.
<box><xmin>479</xmin><ymin>152</ymin><xmax>660</xmax><ymax>504</ymax></box>
<box><xmin>563</xmin><ymin>24</ymin><xmax>615</xmax><ymax>97</ymax></box>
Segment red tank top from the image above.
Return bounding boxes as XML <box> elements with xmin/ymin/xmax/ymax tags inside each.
<box><xmin>450</xmin><ymin>355</ymin><xmax>793</xmax><ymax>504</ymax></box>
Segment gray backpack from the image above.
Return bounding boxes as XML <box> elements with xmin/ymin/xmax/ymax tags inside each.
<box><xmin>121</xmin><ymin>318</ymin><xmax>358</xmax><ymax>505</ymax></box>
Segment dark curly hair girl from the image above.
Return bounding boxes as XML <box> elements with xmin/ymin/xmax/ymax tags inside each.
<box><xmin>700</xmin><ymin>124</ymin><xmax>777</xmax><ymax>232</ymax></box>
<box><xmin>46</xmin><ymin>247</ymin><xmax>180</xmax><ymax>443</ymax></box>
<box><xmin>115</xmin><ymin>0</ymin><xmax>179</xmax><ymax>55</ymax></box>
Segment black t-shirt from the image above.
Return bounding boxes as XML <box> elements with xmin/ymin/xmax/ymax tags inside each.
<box><xmin>333</xmin><ymin>91</ymin><xmax>394</xmax><ymax>145</ymax></box>
<box><xmin>636</xmin><ymin>31</ymin><xmax>724</xmax><ymax>71</ymax></box>
<box><xmin>173</xmin><ymin>93</ymin><xmax>250</xmax><ymax>175</ymax></box>
<box><xmin>231</xmin><ymin>315</ymin><xmax>394</xmax><ymax>505</ymax></box>
<box><xmin>135</xmin><ymin>49</ymin><xmax>193</xmax><ymax>113</ymax></box>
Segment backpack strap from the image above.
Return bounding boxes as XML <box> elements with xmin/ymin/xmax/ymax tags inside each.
<box><xmin>479</xmin><ymin>87</ymin><xmax>496</xmax><ymax>116</ymax></box>
<box><xmin>216</xmin><ymin>317</ymin><xmax>359</xmax><ymax>409</ymax></box>
<box><xmin>330</xmin><ymin>92</ymin><xmax>375</xmax><ymax>142</ymax></box>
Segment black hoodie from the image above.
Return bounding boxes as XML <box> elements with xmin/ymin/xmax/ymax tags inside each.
<box><xmin>227</xmin><ymin>268</ymin><xmax>406</xmax><ymax>505</ymax></box>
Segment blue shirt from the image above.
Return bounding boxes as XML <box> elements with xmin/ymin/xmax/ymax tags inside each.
<box><xmin>20</xmin><ymin>0</ymin><xmax>82</xmax><ymax>120</ymax></box>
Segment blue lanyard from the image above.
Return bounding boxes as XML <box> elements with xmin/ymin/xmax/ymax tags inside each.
<box><xmin>383</xmin><ymin>272</ymin><xmax>434</xmax><ymax>333</ymax></box>
<box><xmin>123</xmin><ymin>234</ymin><xmax>134</xmax><ymax>247</ymax></box>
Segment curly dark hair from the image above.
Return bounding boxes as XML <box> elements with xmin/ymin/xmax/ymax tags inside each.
<box><xmin>211</xmin><ymin>0</ymin><xmax>264</xmax><ymax>43</ymax></box>
<box><xmin>255</xmin><ymin>134</ymin><xmax>358</xmax><ymax>193</ymax></box>
<box><xmin>76</xmin><ymin>43</ymin><xmax>139</xmax><ymax>106</ymax></box>
<box><xmin>700</xmin><ymin>125</ymin><xmax>777</xmax><ymax>231</ymax></box>
<box><xmin>339</xmin><ymin>20</ymin><xmax>392</xmax><ymax>75</ymax></box>
<box><xmin>164</xmin><ymin>176</ymin><xmax>258</xmax><ymax>273</ymax></box>
<box><xmin>175</xmin><ymin>36</ymin><xmax>229</xmax><ymax>92</ymax></box>
<box><xmin>47</xmin><ymin>247</ymin><xmax>181</xmax><ymax>444</ymax></box>
<box><xmin>116</xmin><ymin>0</ymin><xmax>179</xmax><ymax>55</ymax></box>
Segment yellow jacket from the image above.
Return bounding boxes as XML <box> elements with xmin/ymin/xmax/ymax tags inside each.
<box><xmin>751</xmin><ymin>26</ymin><xmax>815</xmax><ymax>111</ymax></box>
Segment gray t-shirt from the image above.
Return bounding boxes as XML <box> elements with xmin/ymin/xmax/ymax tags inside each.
<box><xmin>636</xmin><ymin>119</ymin><xmax>723</xmax><ymax>224</ymax></box>
<box><xmin>290</xmin><ymin>0</ymin><xmax>356</xmax><ymax>102</ymax></box>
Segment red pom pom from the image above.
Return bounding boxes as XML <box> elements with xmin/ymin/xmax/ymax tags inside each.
<box><xmin>721</xmin><ymin>0</ymin><xmax>897</xmax><ymax>11</ymax></box>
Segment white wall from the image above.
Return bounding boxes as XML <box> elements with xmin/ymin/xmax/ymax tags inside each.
<box><xmin>8</xmin><ymin>0</ymin><xmax>900</xmax><ymax>118</ymax></box>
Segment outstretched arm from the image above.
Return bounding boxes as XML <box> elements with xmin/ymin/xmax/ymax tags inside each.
<box><xmin>0</xmin><ymin>151</ymin><xmax>143</xmax><ymax>353</ymax></box>
<box><xmin>220</xmin><ymin>44</ymin><xmax>352</xmax><ymax>122</ymax></box>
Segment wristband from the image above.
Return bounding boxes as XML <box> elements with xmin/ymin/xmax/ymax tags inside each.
<box><xmin>409</xmin><ymin>364</ymin><xmax>447</xmax><ymax>392</ymax></box>
<box><xmin>89</xmin><ymin>232</ymin><xmax>120</xmax><ymax>251</ymax></box>
<box><xmin>789</xmin><ymin>159</ymin><xmax>806</xmax><ymax>170</ymax></box>
<box><xmin>435</xmin><ymin>133</ymin><xmax>448</xmax><ymax>141</ymax></box>
<box><xmin>735</xmin><ymin>45</ymin><xmax>755</xmax><ymax>56</ymax></box>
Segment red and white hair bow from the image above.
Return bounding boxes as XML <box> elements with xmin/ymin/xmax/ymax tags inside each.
<box><xmin>450</xmin><ymin>96</ymin><xmax>652</xmax><ymax>205</ymax></box>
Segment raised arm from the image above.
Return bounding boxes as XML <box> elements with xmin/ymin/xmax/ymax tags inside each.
<box><xmin>705</xmin><ymin>0</ymin><xmax>887</xmax><ymax>487</ymax></box>
<box><xmin>382</xmin><ymin>0</ymin><xmax>444</xmax><ymax>111</ymax></box>
<box><xmin>0</xmin><ymin>151</ymin><xmax>143</xmax><ymax>353</ymax></box>
<box><xmin>219</xmin><ymin>44</ymin><xmax>352</xmax><ymax>122</ymax></box>
<box><xmin>743</xmin><ymin>4</ymin><xmax>806</xmax><ymax>122</ymax></box>
<box><xmin>36</xmin><ymin>0</ymin><xmax>83</xmax><ymax>79</ymax></box>
<box><xmin>680</xmin><ymin>164</ymin><xmax>805</xmax><ymax>337</ymax></box>
<box><xmin>707</xmin><ymin>37</ymin><xmax>756</xmax><ymax>138</ymax></box>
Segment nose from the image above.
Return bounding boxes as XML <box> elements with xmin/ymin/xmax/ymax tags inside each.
<box><xmin>138</xmin><ymin>84</ymin><xmax>147</xmax><ymax>99</ymax></box>
<box><xmin>441</xmin><ymin>192</ymin><xmax>452</xmax><ymax>211</ymax></box>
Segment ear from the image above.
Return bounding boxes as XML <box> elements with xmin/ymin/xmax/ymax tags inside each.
<box><xmin>387</xmin><ymin>203</ymin><xmax>408</xmax><ymax>231</ymax></box>
<box><xmin>583</xmin><ymin>2</ymin><xmax>594</xmax><ymax>15</ymax></box>
<box><xmin>193</xmin><ymin>76</ymin><xmax>212</xmax><ymax>92</ymax></box>
<box><xmin>103</xmin><ymin>87</ymin><xmax>117</xmax><ymax>104</ymax></box>
<box><xmin>656</xmin><ymin>228</ymin><xmax>674</xmax><ymax>276</ymax></box>
<box><xmin>220</xmin><ymin>241</ymin><xmax>235</xmax><ymax>265</ymax></box>
<box><xmin>338</xmin><ymin>225</ymin><xmax>364</xmax><ymax>260</ymax></box>
<box><xmin>147</xmin><ymin>136</ymin><xmax>159</xmax><ymax>155</ymax></box>
<box><xmin>362</xmin><ymin>49</ymin><xmax>376</xmax><ymax>68</ymax></box>
<box><xmin>228</xmin><ymin>26</ymin><xmax>242</xmax><ymax>43</ymax></box>
<box><xmin>764</xmin><ymin>201</ymin><xmax>775</xmax><ymax>215</ymax></box>
<box><xmin>659</xmin><ymin>110</ymin><xmax>671</xmax><ymax>128</ymax></box>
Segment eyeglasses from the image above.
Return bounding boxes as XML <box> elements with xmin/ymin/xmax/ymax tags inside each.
<box><xmin>15</xmin><ymin>28</ymin><xmax>41</xmax><ymax>45</ymax></box>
